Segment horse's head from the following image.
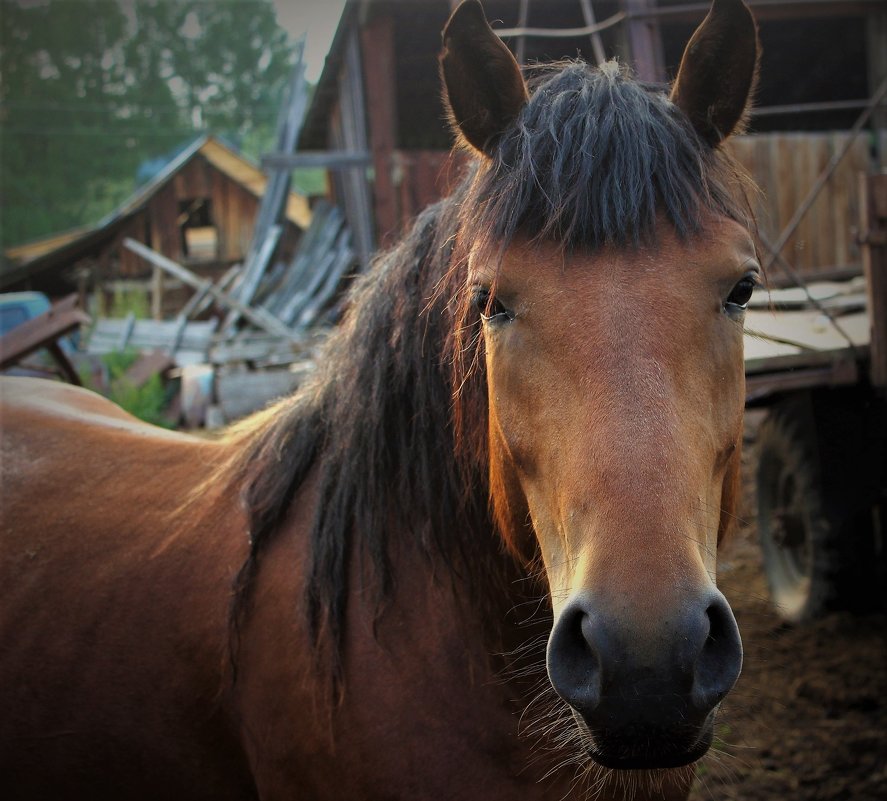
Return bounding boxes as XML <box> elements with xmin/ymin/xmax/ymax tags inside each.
<box><xmin>441</xmin><ymin>0</ymin><xmax>758</xmax><ymax>771</ymax></box>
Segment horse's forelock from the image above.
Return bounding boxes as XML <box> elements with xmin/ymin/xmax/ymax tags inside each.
<box><xmin>460</xmin><ymin>60</ymin><xmax>754</xmax><ymax>258</ymax></box>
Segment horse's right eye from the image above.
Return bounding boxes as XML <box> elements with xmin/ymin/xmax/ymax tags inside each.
<box><xmin>471</xmin><ymin>288</ymin><xmax>513</xmax><ymax>323</ymax></box>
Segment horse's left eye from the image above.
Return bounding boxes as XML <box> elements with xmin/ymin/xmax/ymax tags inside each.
<box><xmin>724</xmin><ymin>277</ymin><xmax>756</xmax><ymax>312</ymax></box>
<box><xmin>471</xmin><ymin>288</ymin><xmax>513</xmax><ymax>323</ymax></box>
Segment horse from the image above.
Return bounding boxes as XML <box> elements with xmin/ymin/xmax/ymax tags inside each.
<box><xmin>0</xmin><ymin>1</ymin><xmax>760</xmax><ymax>798</ymax></box>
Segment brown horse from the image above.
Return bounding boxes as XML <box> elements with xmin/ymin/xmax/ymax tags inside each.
<box><xmin>0</xmin><ymin>1</ymin><xmax>760</xmax><ymax>799</ymax></box>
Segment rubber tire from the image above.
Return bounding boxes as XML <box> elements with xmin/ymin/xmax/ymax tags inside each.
<box><xmin>755</xmin><ymin>394</ymin><xmax>875</xmax><ymax>623</ymax></box>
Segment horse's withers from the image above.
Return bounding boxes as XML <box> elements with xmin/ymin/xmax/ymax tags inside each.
<box><xmin>442</xmin><ymin>0</ymin><xmax>759</xmax><ymax>771</ymax></box>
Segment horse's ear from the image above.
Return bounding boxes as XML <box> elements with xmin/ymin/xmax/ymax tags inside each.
<box><xmin>439</xmin><ymin>0</ymin><xmax>528</xmax><ymax>155</ymax></box>
<box><xmin>670</xmin><ymin>0</ymin><xmax>759</xmax><ymax>146</ymax></box>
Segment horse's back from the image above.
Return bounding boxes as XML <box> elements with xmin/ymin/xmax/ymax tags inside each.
<box><xmin>0</xmin><ymin>377</ymin><xmax>255</xmax><ymax>799</ymax></box>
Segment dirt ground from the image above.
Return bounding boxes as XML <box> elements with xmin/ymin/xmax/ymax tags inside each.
<box><xmin>688</xmin><ymin>428</ymin><xmax>887</xmax><ymax>801</ymax></box>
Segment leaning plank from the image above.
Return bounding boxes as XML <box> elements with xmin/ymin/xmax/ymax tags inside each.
<box><xmin>258</xmin><ymin>202</ymin><xmax>339</xmax><ymax>314</ymax></box>
<box><xmin>0</xmin><ymin>293</ymin><xmax>89</xmax><ymax>384</ymax></box>
<box><xmin>224</xmin><ymin>40</ymin><xmax>310</xmax><ymax>329</ymax></box>
<box><xmin>180</xmin><ymin>263</ymin><xmax>241</xmax><ymax>321</ymax></box>
<box><xmin>123</xmin><ymin>238</ymin><xmax>299</xmax><ymax>342</ymax></box>
<box><xmin>290</xmin><ymin>229</ymin><xmax>354</xmax><ymax>329</ymax></box>
<box><xmin>221</xmin><ymin>224</ymin><xmax>282</xmax><ymax>332</ymax></box>
<box><xmin>296</xmin><ymin>239</ymin><xmax>355</xmax><ymax>330</ymax></box>
<box><xmin>117</xmin><ymin>312</ymin><xmax>136</xmax><ymax>351</ymax></box>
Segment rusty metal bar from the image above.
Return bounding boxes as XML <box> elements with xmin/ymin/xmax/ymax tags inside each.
<box><xmin>578</xmin><ymin>0</ymin><xmax>608</xmax><ymax>65</ymax></box>
<box><xmin>752</xmin><ymin>98</ymin><xmax>885</xmax><ymax>117</ymax></box>
<box><xmin>496</xmin><ymin>11</ymin><xmax>626</xmax><ymax>38</ymax></box>
<box><xmin>630</xmin><ymin>0</ymin><xmax>883</xmax><ymax>21</ymax></box>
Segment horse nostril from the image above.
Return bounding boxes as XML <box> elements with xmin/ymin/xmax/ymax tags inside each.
<box><xmin>545</xmin><ymin>600</ymin><xmax>602</xmax><ymax>716</ymax></box>
<box><xmin>692</xmin><ymin>591</ymin><xmax>743</xmax><ymax>710</ymax></box>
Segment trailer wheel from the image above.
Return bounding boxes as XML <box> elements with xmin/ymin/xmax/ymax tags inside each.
<box><xmin>756</xmin><ymin>399</ymin><xmax>849</xmax><ymax>622</ymax></box>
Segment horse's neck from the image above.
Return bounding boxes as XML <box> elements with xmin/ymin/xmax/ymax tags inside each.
<box><xmin>332</xmin><ymin>524</ymin><xmax>567</xmax><ymax>798</ymax></box>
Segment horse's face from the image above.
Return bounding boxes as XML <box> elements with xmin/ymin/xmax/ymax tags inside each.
<box><xmin>471</xmin><ymin>223</ymin><xmax>755</xmax><ymax>768</ymax></box>
<box><xmin>442</xmin><ymin>0</ymin><xmax>759</xmax><ymax>771</ymax></box>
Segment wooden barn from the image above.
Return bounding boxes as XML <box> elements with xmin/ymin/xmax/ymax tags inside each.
<box><xmin>0</xmin><ymin>135</ymin><xmax>312</xmax><ymax>315</ymax></box>
<box><xmin>298</xmin><ymin>0</ymin><xmax>886</xmax><ymax>279</ymax></box>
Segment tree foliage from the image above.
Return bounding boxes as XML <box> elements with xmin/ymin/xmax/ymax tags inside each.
<box><xmin>0</xmin><ymin>0</ymin><xmax>296</xmax><ymax>249</ymax></box>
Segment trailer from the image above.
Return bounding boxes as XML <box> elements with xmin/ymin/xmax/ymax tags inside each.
<box><xmin>744</xmin><ymin>172</ymin><xmax>887</xmax><ymax>623</ymax></box>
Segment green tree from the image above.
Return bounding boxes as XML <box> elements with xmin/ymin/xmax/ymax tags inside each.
<box><xmin>0</xmin><ymin>0</ymin><xmax>296</xmax><ymax>249</ymax></box>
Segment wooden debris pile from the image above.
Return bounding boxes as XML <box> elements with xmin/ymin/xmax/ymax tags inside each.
<box><xmin>73</xmin><ymin>43</ymin><xmax>356</xmax><ymax>427</ymax></box>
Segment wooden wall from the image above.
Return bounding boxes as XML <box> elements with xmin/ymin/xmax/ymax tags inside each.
<box><xmin>389</xmin><ymin>150</ymin><xmax>466</xmax><ymax>243</ymax></box>
<box><xmin>728</xmin><ymin>132</ymin><xmax>876</xmax><ymax>278</ymax></box>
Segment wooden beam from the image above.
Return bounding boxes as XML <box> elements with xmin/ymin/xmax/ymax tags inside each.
<box><xmin>122</xmin><ymin>238</ymin><xmax>299</xmax><ymax>343</ymax></box>
<box><xmin>151</xmin><ymin>266</ymin><xmax>164</xmax><ymax>320</ymax></box>
<box><xmin>752</xmin><ymin>98</ymin><xmax>886</xmax><ymax>118</ymax></box>
<box><xmin>745</xmin><ymin>359</ymin><xmax>859</xmax><ymax>405</ymax></box>
<box><xmin>0</xmin><ymin>293</ymin><xmax>89</xmax><ymax>383</ymax></box>
<box><xmin>260</xmin><ymin>151</ymin><xmax>372</xmax><ymax>170</ymax></box>
<box><xmin>339</xmin><ymin>28</ymin><xmax>376</xmax><ymax>266</ymax></box>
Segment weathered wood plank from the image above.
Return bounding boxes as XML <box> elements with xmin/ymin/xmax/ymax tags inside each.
<box><xmin>260</xmin><ymin>151</ymin><xmax>371</xmax><ymax>169</ymax></box>
<box><xmin>727</xmin><ymin>132</ymin><xmax>877</xmax><ymax>279</ymax></box>
<box><xmin>122</xmin><ymin>238</ymin><xmax>298</xmax><ymax>342</ymax></box>
<box><xmin>361</xmin><ymin>15</ymin><xmax>399</xmax><ymax>245</ymax></box>
<box><xmin>0</xmin><ymin>294</ymin><xmax>89</xmax><ymax>383</ymax></box>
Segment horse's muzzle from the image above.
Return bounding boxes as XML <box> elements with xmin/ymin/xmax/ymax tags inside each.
<box><xmin>545</xmin><ymin>587</ymin><xmax>742</xmax><ymax>769</ymax></box>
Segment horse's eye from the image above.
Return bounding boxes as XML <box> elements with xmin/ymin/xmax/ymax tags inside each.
<box><xmin>471</xmin><ymin>288</ymin><xmax>513</xmax><ymax>323</ymax></box>
<box><xmin>724</xmin><ymin>277</ymin><xmax>756</xmax><ymax>312</ymax></box>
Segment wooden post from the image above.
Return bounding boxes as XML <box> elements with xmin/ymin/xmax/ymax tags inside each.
<box><xmin>860</xmin><ymin>173</ymin><xmax>887</xmax><ymax>389</ymax></box>
<box><xmin>151</xmin><ymin>265</ymin><xmax>164</xmax><ymax>320</ymax></box>
<box><xmin>618</xmin><ymin>0</ymin><xmax>665</xmax><ymax>83</ymax></box>
<box><xmin>361</xmin><ymin>14</ymin><xmax>399</xmax><ymax>245</ymax></box>
<box><xmin>339</xmin><ymin>29</ymin><xmax>376</xmax><ymax>266</ymax></box>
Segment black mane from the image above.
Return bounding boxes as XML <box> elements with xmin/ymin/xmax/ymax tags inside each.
<box><xmin>222</xmin><ymin>59</ymin><xmax>754</xmax><ymax>680</ymax></box>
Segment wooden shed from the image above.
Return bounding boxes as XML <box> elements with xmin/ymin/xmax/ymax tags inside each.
<box><xmin>1</xmin><ymin>136</ymin><xmax>311</xmax><ymax>315</ymax></box>
<box><xmin>299</xmin><ymin>0</ymin><xmax>886</xmax><ymax>278</ymax></box>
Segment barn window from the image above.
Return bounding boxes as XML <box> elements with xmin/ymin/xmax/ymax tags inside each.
<box><xmin>178</xmin><ymin>198</ymin><xmax>218</xmax><ymax>261</ymax></box>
